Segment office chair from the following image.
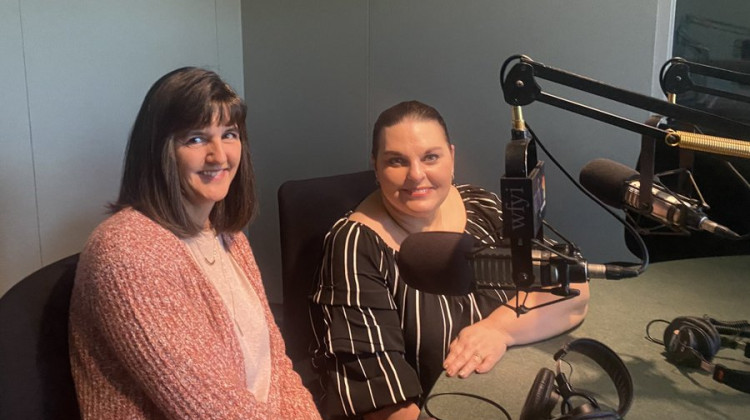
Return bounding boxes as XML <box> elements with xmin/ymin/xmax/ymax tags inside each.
<box><xmin>277</xmin><ymin>170</ymin><xmax>377</xmax><ymax>390</ymax></box>
<box><xmin>0</xmin><ymin>253</ymin><xmax>81</xmax><ymax>420</ymax></box>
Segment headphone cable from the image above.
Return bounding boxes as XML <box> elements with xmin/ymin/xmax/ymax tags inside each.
<box><xmin>645</xmin><ymin>319</ymin><xmax>671</xmax><ymax>345</ymax></box>
<box><xmin>423</xmin><ymin>392</ymin><xmax>511</xmax><ymax>420</ymax></box>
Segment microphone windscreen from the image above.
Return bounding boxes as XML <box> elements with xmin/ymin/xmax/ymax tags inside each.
<box><xmin>397</xmin><ymin>231</ymin><xmax>478</xmax><ymax>296</ymax></box>
<box><xmin>579</xmin><ymin>158</ymin><xmax>639</xmax><ymax>209</ymax></box>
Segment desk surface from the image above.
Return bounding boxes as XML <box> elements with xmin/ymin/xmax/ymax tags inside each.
<box><xmin>426</xmin><ymin>255</ymin><xmax>750</xmax><ymax>420</ymax></box>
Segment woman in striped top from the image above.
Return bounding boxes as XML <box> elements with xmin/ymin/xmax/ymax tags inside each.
<box><xmin>310</xmin><ymin>100</ymin><xmax>590</xmax><ymax>420</ymax></box>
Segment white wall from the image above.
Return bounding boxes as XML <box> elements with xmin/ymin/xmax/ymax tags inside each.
<box><xmin>0</xmin><ymin>0</ymin><xmax>244</xmax><ymax>297</ymax></box>
<box><xmin>243</xmin><ymin>0</ymin><xmax>675</xmax><ymax>303</ymax></box>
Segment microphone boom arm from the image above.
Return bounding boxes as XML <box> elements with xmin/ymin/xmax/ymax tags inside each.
<box><xmin>502</xmin><ymin>55</ymin><xmax>750</xmax><ymax>139</ymax></box>
<box><xmin>500</xmin><ymin>55</ymin><xmax>750</xmax><ymax>209</ymax></box>
<box><xmin>660</xmin><ymin>57</ymin><xmax>750</xmax><ymax>105</ymax></box>
<box><xmin>497</xmin><ymin>54</ymin><xmax>750</xmax><ymax>293</ymax></box>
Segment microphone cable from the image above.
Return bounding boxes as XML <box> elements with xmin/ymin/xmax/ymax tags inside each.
<box><xmin>524</xmin><ymin>123</ymin><xmax>649</xmax><ymax>276</ymax></box>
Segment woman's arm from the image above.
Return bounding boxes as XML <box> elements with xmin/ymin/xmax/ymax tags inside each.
<box><xmin>311</xmin><ymin>221</ymin><xmax>423</xmax><ymax>418</ymax></box>
<box><xmin>443</xmin><ymin>282</ymin><xmax>590</xmax><ymax>378</ymax></box>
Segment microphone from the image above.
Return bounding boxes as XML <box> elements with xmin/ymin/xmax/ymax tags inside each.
<box><xmin>397</xmin><ymin>231</ymin><xmax>637</xmax><ymax>296</ymax></box>
<box><xmin>579</xmin><ymin>158</ymin><xmax>740</xmax><ymax>239</ymax></box>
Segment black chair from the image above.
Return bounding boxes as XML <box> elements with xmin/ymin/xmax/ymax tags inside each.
<box><xmin>277</xmin><ymin>170</ymin><xmax>377</xmax><ymax>389</ymax></box>
<box><xmin>0</xmin><ymin>254</ymin><xmax>81</xmax><ymax>420</ymax></box>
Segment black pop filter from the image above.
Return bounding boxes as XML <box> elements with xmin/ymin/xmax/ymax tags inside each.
<box><xmin>397</xmin><ymin>231</ymin><xmax>479</xmax><ymax>295</ymax></box>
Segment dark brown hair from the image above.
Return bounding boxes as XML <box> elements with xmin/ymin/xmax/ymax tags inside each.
<box><xmin>111</xmin><ymin>67</ymin><xmax>256</xmax><ymax>237</ymax></box>
<box><xmin>371</xmin><ymin>100</ymin><xmax>450</xmax><ymax>158</ymax></box>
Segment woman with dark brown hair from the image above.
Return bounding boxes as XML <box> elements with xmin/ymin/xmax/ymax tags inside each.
<box><xmin>69</xmin><ymin>67</ymin><xmax>320</xmax><ymax>419</ymax></box>
<box><xmin>311</xmin><ymin>100</ymin><xmax>589</xmax><ymax>420</ymax></box>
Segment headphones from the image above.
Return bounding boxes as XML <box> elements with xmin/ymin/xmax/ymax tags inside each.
<box><xmin>520</xmin><ymin>338</ymin><xmax>633</xmax><ymax>420</ymax></box>
<box><xmin>653</xmin><ymin>315</ymin><xmax>750</xmax><ymax>394</ymax></box>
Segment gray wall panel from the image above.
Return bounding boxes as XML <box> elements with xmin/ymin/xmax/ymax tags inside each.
<box><xmin>217</xmin><ymin>0</ymin><xmax>245</xmax><ymax>94</ymax></box>
<box><xmin>0</xmin><ymin>0</ymin><xmax>42</xmax><ymax>296</ymax></box>
<box><xmin>24</xmin><ymin>1</ymin><xmax>221</xmax><ymax>266</ymax></box>
<box><xmin>243</xmin><ymin>1</ymin><xmax>370</xmax><ymax>301</ymax></box>
<box><xmin>1</xmin><ymin>0</ymin><xmax>244</xmax><ymax>295</ymax></box>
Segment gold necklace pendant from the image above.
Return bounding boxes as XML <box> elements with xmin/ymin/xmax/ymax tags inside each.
<box><xmin>205</xmin><ymin>239</ymin><xmax>218</xmax><ymax>265</ymax></box>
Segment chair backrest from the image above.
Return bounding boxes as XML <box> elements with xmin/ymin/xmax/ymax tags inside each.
<box><xmin>0</xmin><ymin>254</ymin><xmax>81</xmax><ymax>420</ymax></box>
<box><xmin>277</xmin><ymin>170</ymin><xmax>377</xmax><ymax>381</ymax></box>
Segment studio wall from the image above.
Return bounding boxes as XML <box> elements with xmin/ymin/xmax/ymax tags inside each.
<box><xmin>0</xmin><ymin>0</ymin><xmax>244</xmax><ymax>296</ymax></box>
<box><xmin>1</xmin><ymin>0</ymin><xmax>675</xmax><ymax>304</ymax></box>
<box><xmin>243</xmin><ymin>0</ymin><xmax>675</xmax><ymax>302</ymax></box>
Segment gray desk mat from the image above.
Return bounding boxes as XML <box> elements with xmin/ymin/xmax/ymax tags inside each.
<box><xmin>425</xmin><ymin>256</ymin><xmax>750</xmax><ymax>420</ymax></box>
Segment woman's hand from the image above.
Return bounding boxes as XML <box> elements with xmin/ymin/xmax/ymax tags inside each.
<box><xmin>442</xmin><ymin>319</ymin><xmax>513</xmax><ymax>378</ymax></box>
<box><xmin>443</xmin><ymin>283</ymin><xmax>590</xmax><ymax>379</ymax></box>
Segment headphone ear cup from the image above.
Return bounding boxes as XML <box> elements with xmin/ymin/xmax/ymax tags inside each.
<box><xmin>665</xmin><ymin>327</ymin><xmax>702</xmax><ymax>367</ymax></box>
<box><xmin>664</xmin><ymin>316</ymin><xmax>721</xmax><ymax>367</ymax></box>
<box><xmin>520</xmin><ymin>368</ymin><xmax>559</xmax><ymax>420</ymax></box>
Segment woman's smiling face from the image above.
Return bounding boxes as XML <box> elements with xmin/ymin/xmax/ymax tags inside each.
<box><xmin>373</xmin><ymin>118</ymin><xmax>455</xmax><ymax>221</ymax></box>
<box><xmin>174</xmin><ymin>119</ymin><xmax>242</xmax><ymax>224</ymax></box>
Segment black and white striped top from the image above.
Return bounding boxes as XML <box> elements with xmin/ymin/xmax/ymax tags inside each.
<box><xmin>310</xmin><ymin>185</ymin><xmax>514</xmax><ymax>417</ymax></box>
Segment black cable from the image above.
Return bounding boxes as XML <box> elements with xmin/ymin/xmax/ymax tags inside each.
<box><xmin>423</xmin><ymin>392</ymin><xmax>512</xmax><ymax>420</ymax></box>
<box><xmin>645</xmin><ymin>319</ymin><xmax>670</xmax><ymax>345</ymax></box>
<box><xmin>525</xmin><ymin>123</ymin><xmax>650</xmax><ymax>275</ymax></box>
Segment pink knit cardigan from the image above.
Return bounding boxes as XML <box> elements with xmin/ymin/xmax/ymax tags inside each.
<box><xmin>68</xmin><ymin>208</ymin><xmax>321</xmax><ymax>419</ymax></box>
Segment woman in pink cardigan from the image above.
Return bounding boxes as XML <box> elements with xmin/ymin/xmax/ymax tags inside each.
<box><xmin>68</xmin><ymin>67</ymin><xmax>321</xmax><ymax>419</ymax></box>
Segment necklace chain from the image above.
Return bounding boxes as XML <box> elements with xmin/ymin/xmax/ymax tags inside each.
<box><xmin>194</xmin><ymin>231</ymin><xmax>218</xmax><ymax>265</ymax></box>
<box><xmin>215</xmin><ymin>237</ymin><xmax>243</xmax><ymax>337</ymax></box>
<box><xmin>187</xmin><ymin>232</ymin><xmax>243</xmax><ymax>336</ymax></box>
